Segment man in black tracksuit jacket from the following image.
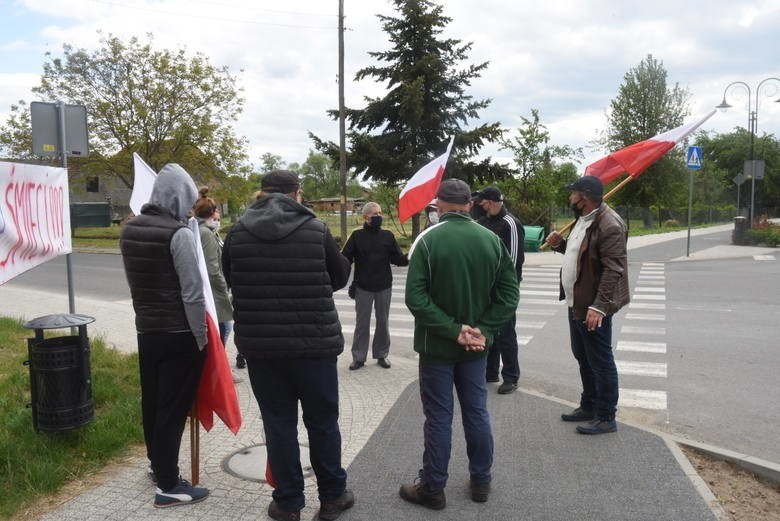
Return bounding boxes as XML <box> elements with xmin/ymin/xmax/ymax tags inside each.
<box><xmin>472</xmin><ymin>186</ymin><xmax>524</xmax><ymax>394</ymax></box>
<box><xmin>222</xmin><ymin>170</ymin><xmax>355</xmax><ymax>521</ymax></box>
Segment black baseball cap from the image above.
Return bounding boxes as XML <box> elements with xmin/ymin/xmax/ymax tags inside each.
<box><xmin>565</xmin><ymin>176</ymin><xmax>604</xmax><ymax>197</ymax></box>
<box><xmin>471</xmin><ymin>186</ymin><xmax>504</xmax><ymax>202</ymax></box>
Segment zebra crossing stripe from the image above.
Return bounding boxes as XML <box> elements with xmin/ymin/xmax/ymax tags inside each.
<box><xmin>517</xmin><ymin>335</ymin><xmax>534</xmax><ymax>346</ymax></box>
<box><xmin>619</xmin><ymin>389</ymin><xmax>667</xmax><ymax>410</ymax></box>
<box><xmin>621</xmin><ymin>325</ymin><xmax>666</xmax><ymax>335</ymax></box>
<box><xmin>629</xmin><ymin>302</ymin><xmax>666</xmax><ymax>310</ymax></box>
<box><xmin>634</xmin><ymin>287</ymin><xmax>665</xmax><ymax>293</ymax></box>
<box><xmin>633</xmin><ymin>294</ymin><xmax>666</xmax><ymax>301</ymax></box>
<box><xmin>617</xmin><ymin>341</ymin><xmax>667</xmax><ymax>353</ymax></box>
<box><xmin>625</xmin><ymin>313</ymin><xmax>665</xmax><ymax>321</ymax></box>
<box><xmin>616</xmin><ymin>360</ymin><xmax>667</xmax><ymax>377</ymax></box>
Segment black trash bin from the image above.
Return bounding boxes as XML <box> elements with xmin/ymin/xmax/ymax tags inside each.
<box><xmin>732</xmin><ymin>216</ymin><xmax>748</xmax><ymax>245</ymax></box>
<box><xmin>23</xmin><ymin>314</ymin><xmax>95</xmax><ymax>433</ymax></box>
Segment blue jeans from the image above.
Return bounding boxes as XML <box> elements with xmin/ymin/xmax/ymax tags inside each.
<box><xmin>419</xmin><ymin>356</ymin><xmax>493</xmax><ymax>491</ymax></box>
<box><xmin>486</xmin><ymin>315</ymin><xmax>520</xmax><ymax>384</ymax></box>
<box><xmin>218</xmin><ymin>321</ymin><xmax>233</xmax><ymax>347</ymax></box>
<box><xmin>568</xmin><ymin>308</ymin><xmax>619</xmax><ymax>420</ymax></box>
<box><xmin>246</xmin><ymin>357</ymin><xmax>347</xmax><ymax>512</ymax></box>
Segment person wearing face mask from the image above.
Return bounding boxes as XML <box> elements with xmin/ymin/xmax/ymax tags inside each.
<box><xmin>342</xmin><ymin>202</ymin><xmax>408</xmax><ymax>370</ymax></box>
<box><xmin>424</xmin><ymin>202</ymin><xmax>439</xmax><ymax>228</ymax></box>
<box><xmin>471</xmin><ymin>186</ymin><xmax>524</xmax><ymax>395</ymax></box>
<box><xmin>545</xmin><ymin>175</ymin><xmax>629</xmax><ymax>435</ymax></box>
<box><xmin>192</xmin><ymin>187</ymin><xmax>242</xmax><ymax>382</ymax></box>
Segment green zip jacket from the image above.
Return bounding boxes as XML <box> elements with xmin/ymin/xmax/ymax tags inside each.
<box><xmin>405</xmin><ymin>211</ymin><xmax>519</xmax><ymax>365</ymax></box>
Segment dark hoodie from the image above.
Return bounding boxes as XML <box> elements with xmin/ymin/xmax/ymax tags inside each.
<box><xmin>222</xmin><ymin>193</ymin><xmax>350</xmax><ymax>359</ymax></box>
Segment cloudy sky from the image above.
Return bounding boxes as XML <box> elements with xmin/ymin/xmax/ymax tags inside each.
<box><xmin>1</xmin><ymin>0</ymin><xmax>779</xmax><ymax>176</ymax></box>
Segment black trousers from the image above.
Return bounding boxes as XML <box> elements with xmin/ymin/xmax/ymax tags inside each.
<box><xmin>138</xmin><ymin>331</ymin><xmax>205</xmax><ymax>491</ymax></box>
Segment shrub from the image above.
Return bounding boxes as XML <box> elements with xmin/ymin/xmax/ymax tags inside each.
<box><xmin>744</xmin><ymin>226</ymin><xmax>780</xmax><ymax>247</ymax></box>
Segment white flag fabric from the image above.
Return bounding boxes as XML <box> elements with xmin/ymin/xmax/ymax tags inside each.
<box><xmin>398</xmin><ymin>137</ymin><xmax>455</xmax><ymax>223</ymax></box>
<box><xmin>130</xmin><ymin>153</ymin><xmax>157</xmax><ymax>215</ymax></box>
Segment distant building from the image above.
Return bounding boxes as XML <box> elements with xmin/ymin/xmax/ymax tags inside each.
<box><xmin>308</xmin><ymin>197</ymin><xmax>364</xmax><ymax>214</ymax></box>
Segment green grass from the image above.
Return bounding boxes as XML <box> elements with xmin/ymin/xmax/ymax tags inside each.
<box><xmin>0</xmin><ymin>317</ymin><xmax>142</xmax><ymax>519</ymax></box>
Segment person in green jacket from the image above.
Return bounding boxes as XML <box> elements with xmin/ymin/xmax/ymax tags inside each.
<box><xmin>399</xmin><ymin>178</ymin><xmax>519</xmax><ymax>510</ymax></box>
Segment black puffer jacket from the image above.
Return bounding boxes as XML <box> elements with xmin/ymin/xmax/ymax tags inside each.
<box><xmin>222</xmin><ymin>193</ymin><xmax>350</xmax><ymax>359</ymax></box>
<box><xmin>121</xmin><ymin>208</ymin><xmax>189</xmax><ymax>333</ymax></box>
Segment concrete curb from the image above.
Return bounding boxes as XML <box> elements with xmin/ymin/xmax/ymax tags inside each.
<box><xmin>669</xmin><ymin>436</ymin><xmax>780</xmax><ymax>486</ymax></box>
<box><xmin>518</xmin><ymin>386</ymin><xmax>777</xmax><ymax>521</ymax></box>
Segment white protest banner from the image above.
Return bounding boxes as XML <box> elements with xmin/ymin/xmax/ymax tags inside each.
<box><xmin>0</xmin><ymin>161</ymin><xmax>72</xmax><ymax>285</ymax></box>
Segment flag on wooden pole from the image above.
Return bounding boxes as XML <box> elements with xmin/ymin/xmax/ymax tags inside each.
<box><xmin>584</xmin><ymin>110</ymin><xmax>716</xmax><ymax>184</ymax></box>
<box><xmin>398</xmin><ymin>137</ymin><xmax>454</xmax><ymax>223</ymax></box>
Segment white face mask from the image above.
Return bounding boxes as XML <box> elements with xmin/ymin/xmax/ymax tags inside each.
<box><xmin>207</xmin><ymin>219</ymin><xmax>220</xmax><ymax>230</ymax></box>
<box><xmin>428</xmin><ymin>211</ymin><xmax>439</xmax><ymax>225</ymax></box>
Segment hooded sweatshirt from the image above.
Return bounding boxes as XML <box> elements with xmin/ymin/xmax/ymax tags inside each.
<box><xmin>120</xmin><ymin>164</ymin><xmax>207</xmax><ymax>348</ymax></box>
<box><xmin>222</xmin><ymin>193</ymin><xmax>350</xmax><ymax>359</ymax></box>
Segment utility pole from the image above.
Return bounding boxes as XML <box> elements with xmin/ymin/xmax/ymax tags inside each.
<box><xmin>338</xmin><ymin>0</ymin><xmax>347</xmax><ymax>243</ymax></box>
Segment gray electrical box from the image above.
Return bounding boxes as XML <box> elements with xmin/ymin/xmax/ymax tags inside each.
<box><xmin>30</xmin><ymin>101</ymin><xmax>89</xmax><ymax>157</ymax></box>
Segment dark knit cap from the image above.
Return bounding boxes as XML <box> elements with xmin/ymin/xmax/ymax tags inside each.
<box><xmin>436</xmin><ymin>179</ymin><xmax>472</xmax><ymax>204</ymax></box>
<box><xmin>261</xmin><ymin>170</ymin><xmax>300</xmax><ymax>193</ymax></box>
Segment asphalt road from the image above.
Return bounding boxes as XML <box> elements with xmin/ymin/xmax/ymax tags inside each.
<box><xmin>3</xmin><ymin>229</ymin><xmax>779</xmax><ymax>466</ymax></box>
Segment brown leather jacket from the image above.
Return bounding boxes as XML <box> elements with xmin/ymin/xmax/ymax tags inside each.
<box><xmin>553</xmin><ymin>203</ymin><xmax>629</xmax><ymax>321</ymax></box>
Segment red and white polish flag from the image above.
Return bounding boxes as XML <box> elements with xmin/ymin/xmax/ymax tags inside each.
<box><xmin>584</xmin><ymin>110</ymin><xmax>716</xmax><ymax>184</ymax></box>
<box><xmin>188</xmin><ymin>218</ymin><xmax>242</xmax><ymax>435</ymax></box>
<box><xmin>398</xmin><ymin>136</ymin><xmax>455</xmax><ymax>223</ymax></box>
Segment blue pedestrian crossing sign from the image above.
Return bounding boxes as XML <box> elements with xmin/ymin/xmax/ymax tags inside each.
<box><xmin>686</xmin><ymin>146</ymin><xmax>702</xmax><ymax>169</ymax></box>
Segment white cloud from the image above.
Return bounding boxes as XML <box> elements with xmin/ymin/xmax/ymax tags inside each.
<box><xmin>1</xmin><ymin>0</ymin><xmax>779</xmax><ymax>172</ymax></box>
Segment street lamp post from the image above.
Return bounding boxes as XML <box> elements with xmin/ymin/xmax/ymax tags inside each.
<box><xmin>716</xmin><ymin>78</ymin><xmax>780</xmax><ymax>227</ymax></box>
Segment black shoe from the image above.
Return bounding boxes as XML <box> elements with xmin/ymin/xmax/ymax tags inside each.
<box><xmin>377</xmin><ymin>358</ymin><xmax>391</xmax><ymax>369</ymax></box>
<box><xmin>486</xmin><ymin>375</ymin><xmax>499</xmax><ymax>383</ymax></box>
<box><xmin>399</xmin><ymin>482</ymin><xmax>446</xmax><ymax>510</ymax></box>
<box><xmin>268</xmin><ymin>500</ymin><xmax>300</xmax><ymax>521</ymax></box>
<box><xmin>497</xmin><ymin>381</ymin><xmax>518</xmax><ymax>394</ymax></box>
<box><xmin>470</xmin><ymin>479</ymin><xmax>491</xmax><ymax>503</ymax></box>
<box><xmin>349</xmin><ymin>361</ymin><xmax>364</xmax><ymax>371</ymax></box>
<box><xmin>236</xmin><ymin>354</ymin><xmax>246</xmax><ymax>369</ymax></box>
<box><xmin>576</xmin><ymin>419</ymin><xmax>617</xmax><ymax>435</ymax></box>
<box><xmin>561</xmin><ymin>407</ymin><xmax>594</xmax><ymax>422</ymax></box>
<box><xmin>318</xmin><ymin>489</ymin><xmax>355</xmax><ymax>520</ymax></box>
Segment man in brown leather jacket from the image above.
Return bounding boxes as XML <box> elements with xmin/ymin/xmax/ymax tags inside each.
<box><xmin>546</xmin><ymin>176</ymin><xmax>629</xmax><ymax>435</ymax></box>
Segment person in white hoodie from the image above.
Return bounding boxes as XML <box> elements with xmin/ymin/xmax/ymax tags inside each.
<box><xmin>120</xmin><ymin>164</ymin><xmax>209</xmax><ymax>508</ymax></box>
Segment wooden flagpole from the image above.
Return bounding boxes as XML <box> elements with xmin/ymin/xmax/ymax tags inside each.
<box><xmin>539</xmin><ymin>174</ymin><xmax>634</xmax><ymax>250</ymax></box>
<box><xmin>190</xmin><ymin>403</ymin><xmax>200</xmax><ymax>485</ymax></box>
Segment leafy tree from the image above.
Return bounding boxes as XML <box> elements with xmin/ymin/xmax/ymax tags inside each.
<box><xmin>298</xmin><ymin>151</ymin><xmax>362</xmax><ymax>200</ymax></box>
<box><xmin>0</xmin><ymin>101</ymin><xmax>46</xmax><ymax>163</ymax></box>
<box><xmin>599</xmin><ymin>54</ymin><xmax>691</xmax><ymax>226</ymax></box>
<box><xmin>1</xmin><ymin>33</ymin><xmax>249</xmax><ymax>192</ymax></box>
<box><xmin>696</xmin><ymin>128</ymin><xmax>780</xmax><ymax>217</ymax></box>
<box><xmin>311</xmin><ymin>0</ymin><xmax>508</xmax><ymax>235</ymax></box>
<box><xmin>259</xmin><ymin>152</ymin><xmax>285</xmax><ymax>173</ymax></box>
<box><xmin>496</xmin><ymin>109</ymin><xmax>581</xmax><ymax>229</ymax></box>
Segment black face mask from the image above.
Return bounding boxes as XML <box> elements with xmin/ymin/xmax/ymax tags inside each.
<box><xmin>570</xmin><ymin>196</ymin><xmax>584</xmax><ymax>218</ymax></box>
<box><xmin>369</xmin><ymin>215</ymin><xmax>383</xmax><ymax>228</ymax></box>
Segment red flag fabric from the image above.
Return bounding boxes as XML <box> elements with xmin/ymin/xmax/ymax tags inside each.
<box><xmin>197</xmin><ymin>313</ymin><xmax>242</xmax><ymax>434</ymax></box>
<box><xmin>188</xmin><ymin>218</ymin><xmax>242</xmax><ymax>435</ymax></box>
<box><xmin>584</xmin><ymin>110</ymin><xmax>716</xmax><ymax>184</ymax></box>
<box><xmin>398</xmin><ymin>137</ymin><xmax>454</xmax><ymax>223</ymax></box>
